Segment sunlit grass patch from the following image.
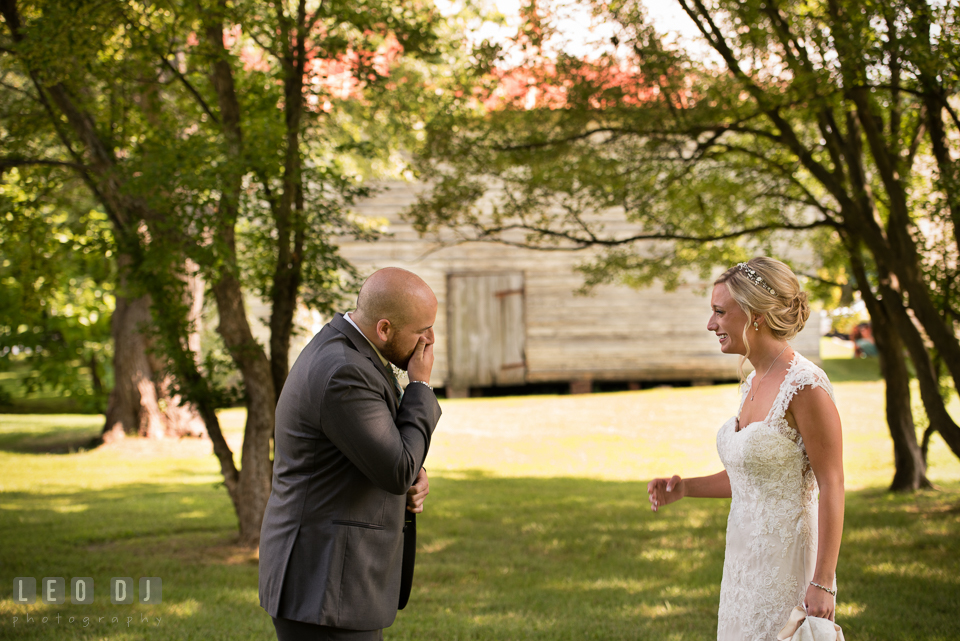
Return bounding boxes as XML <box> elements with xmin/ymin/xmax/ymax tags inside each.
<box><xmin>1</xmin><ymin>377</ymin><xmax>959</xmax><ymax>639</ymax></box>
<box><xmin>428</xmin><ymin>377</ymin><xmax>960</xmax><ymax>489</ymax></box>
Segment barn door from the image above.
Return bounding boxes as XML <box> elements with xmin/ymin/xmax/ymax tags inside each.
<box><xmin>447</xmin><ymin>272</ymin><xmax>526</xmax><ymax>388</ymax></box>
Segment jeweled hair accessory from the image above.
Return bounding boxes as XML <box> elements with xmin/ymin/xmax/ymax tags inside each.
<box><xmin>737</xmin><ymin>262</ymin><xmax>777</xmax><ymax>296</ymax></box>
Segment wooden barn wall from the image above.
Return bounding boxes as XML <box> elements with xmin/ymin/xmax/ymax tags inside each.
<box><xmin>325</xmin><ymin>182</ymin><xmax>821</xmax><ymax>388</ymax></box>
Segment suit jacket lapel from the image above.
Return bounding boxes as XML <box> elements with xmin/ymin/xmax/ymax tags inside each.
<box><xmin>330</xmin><ymin>313</ymin><xmax>400</xmax><ymax>406</ymax></box>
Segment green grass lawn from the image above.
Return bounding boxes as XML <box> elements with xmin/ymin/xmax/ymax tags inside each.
<box><xmin>1</xmin><ymin>359</ymin><xmax>959</xmax><ymax>640</ymax></box>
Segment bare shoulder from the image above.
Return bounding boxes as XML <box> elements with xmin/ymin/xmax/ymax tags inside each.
<box><xmin>785</xmin><ymin>355</ymin><xmax>841</xmax><ymax>437</ymax></box>
<box><xmin>790</xmin><ymin>383</ymin><xmax>838</xmax><ymax>416</ymax></box>
<box><xmin>787</xmin><ymin>379</ymin><xmax>842</xmax><ymax>445</ymax></box>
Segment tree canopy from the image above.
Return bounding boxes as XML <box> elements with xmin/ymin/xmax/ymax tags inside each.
<box><xmin>1</xmin><ymin>0</ymin><xmax>458</xmax><ymax>543</ymax></box>
<box><xmin>408</xmin><ymin>0</ymin><xmax>960</xmax><ymax>490</ymax></box>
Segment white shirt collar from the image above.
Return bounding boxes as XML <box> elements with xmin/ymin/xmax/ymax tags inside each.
<box><xmin>344</xmin><ymin>312</ymin><xmax>389</xmax><ymax>367</ymax></box>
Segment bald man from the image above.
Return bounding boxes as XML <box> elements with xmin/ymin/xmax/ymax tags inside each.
<box><xmin>259</xmin><ymin>268</ymin><xmax>441</xmax><ymax>641</ymax></box>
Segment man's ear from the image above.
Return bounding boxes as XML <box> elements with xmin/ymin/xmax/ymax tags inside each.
<box><xmin>376</xmin><ymin>319</ymin><xmax>392</xmax><ymax>342</ymax></box>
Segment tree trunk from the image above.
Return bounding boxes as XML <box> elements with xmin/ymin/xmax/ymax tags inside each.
<box><xmin>848</xmin><ymin>249</ymin><xmax>930</xmax><ymax>490</ymax></box>
<box><xmin>202</xmin><ymin>7</ymin><xmax>277</xmax><ymax>546</ymax></box>
<box><xmin>838</xmin><ymin>104</ymin><xmax>959</xmax><ymax>478</ymax></box>
<box><xmin>828</xmin><ymin>0</ymin><xmax>960</xmax><ymax>397</ymax></box>
<box><xmin>146</xmin><ymin>263</ymin><xmax>208</xmax><ymax>438</ymax></box>
<box><xmin>870</xmin><ymin>299</ymin><xmax>930</xmax><ymax>491</ymax></box>
<box><xmin>268</xmin><ymin>1</ymin><xmax>308</xmax><ymax>400</ymax></box>
<box><xmin>877</xmin><ymin>282</ymin><xmax>960</xmax><ymax>461</ymax></box>
<box><xmin>3</xmin><ymin>0</ymin><xmax>265</xmax><ymax>546</ymax></box>
<box><xmin>212</xmin><ymin>269</ymin><xmax>275</xmax><ymax>546</ymax></box>
<box><xmin>102</xmin><ymin>257</ymin><xmax>207</xmax><ymax>441</ymax></box>
<box><xmin>102</xmin><ymin>290</ymin><xmax>166</xmax><ymax>442</ymax></box>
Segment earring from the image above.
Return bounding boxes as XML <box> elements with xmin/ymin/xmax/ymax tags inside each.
<box><xmin>753</xmin><ymin>321</ymin><xmax>759</xmax><ymax>331</ymax></box>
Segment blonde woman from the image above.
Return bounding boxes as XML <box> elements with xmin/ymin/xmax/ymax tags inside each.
<box><xmin>647</xmin><ymin>257</ymin><xmax>844</xmax><ymax>641</ymax></box>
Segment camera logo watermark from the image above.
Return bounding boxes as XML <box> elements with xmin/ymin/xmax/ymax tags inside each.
<box><xmin>13</xmin><ymin>577</ymin><xmax>161</xmax><ymax>605</ymax></box>
<box><xmin>10</xmin><ymin>577</ymin><xmax>163</xmax><ymax>629</ymax></box>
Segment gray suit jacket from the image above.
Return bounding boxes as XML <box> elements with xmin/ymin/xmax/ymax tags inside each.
<box><xmin>259</xmin><ymin>313</ymin><xmax>441</xmax><ymax>629</ymax></box>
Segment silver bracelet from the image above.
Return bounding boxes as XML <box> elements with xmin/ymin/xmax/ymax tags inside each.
<box><xmin>810</xmin><ymin>581</ymin><xmax>837</xmax><ymax>597</ymax></box>
<box><xmin>408</xmin><ymin>380</ymin><xmax>433</xmax><ymax>390</ymax></box>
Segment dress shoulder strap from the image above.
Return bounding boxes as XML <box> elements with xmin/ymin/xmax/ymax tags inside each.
<box><xmin>770</xmin><ymin>353</ymin><xmax>836</xmax><ymax>423</ymax></box>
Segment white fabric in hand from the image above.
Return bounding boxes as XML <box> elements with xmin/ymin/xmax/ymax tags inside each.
<box><xmin>777</xmin><ymin>606</ymin><xmax>846</xmax><ymax>641</ymax></box>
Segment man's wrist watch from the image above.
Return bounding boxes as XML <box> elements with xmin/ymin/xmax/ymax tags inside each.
<box><xmin>408</xmin><ymin>380</ymin><xmax>433</xmax><ymax>390</ymax></box>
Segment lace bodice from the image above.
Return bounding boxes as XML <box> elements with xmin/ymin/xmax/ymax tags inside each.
<box><xmin>715</xmin><ymin>353</ymin><xmax>835</xmax><ymax>641</ymax></box>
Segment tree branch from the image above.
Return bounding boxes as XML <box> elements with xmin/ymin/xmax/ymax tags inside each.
<box><xmin>677</xmin><ymin>0</ymin><xmax>853</xmax><ymax>213</ymax></box>
<box><xmin>111</xmin><ymin>1</ymin><xmax>221</xmax><ymax>125</ymax></box>
<box><xmin>491</xmin><ymin>126</ymin><xmax>642</xmax><ymax>151</ymax></box>
<box><xmin>904</xmin><ymin>110</ymin><xmax>926</xmax><ymax>178</ymax></box>
<box><xmin>161</xmin><ymin>57</ymin><xmax>220</xmax><ymax>125</ymax></box>
<box><xmin>490</xmin><ymin>119</ymin><xmax>783</xmax><ymax>154</ymax></box>
<box><xmin>0</xmin><ymin>0</ymin><xmax>127</xmax><ymax>231</ymax></box>
<box><xmin>708</xmin><ymin>142</ymin><xmax>842</xmax><ymax>221</ymax></box>
<box><xmin>856</xmin><ymin>83</ymin><xmax>960</xmax><ymax>133</ymax></box>
<box><xmin>466</xmin><ymin>218</ymin><xmax>835</xmax><ymax>249</ymax></box>
<box><xmin>798</xmin><ymin>272</ymin><xmax>846</xmax><ymax>289</ymax></box>
<box><xmin>0</xmin><ymin>156</ymin><xmax>86</xmax><ymax>171</ymax></box>
<box><xmin>0</xmin><ymin>76</ymin><xmax>37</xmax><ymax>99</ymax></box>
<box><xmin>244</xmin><ymin>24</ymin><xmax>283</xmax><ymax>61</ymax></box>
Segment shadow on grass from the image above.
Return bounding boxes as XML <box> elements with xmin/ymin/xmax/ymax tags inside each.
<box><xmin>1</xmin><ymin>476</ymin><xmax>958</xmax><ymax>640</ymax></box>
<box><xmin>0</xmin><ymin>481</ymin><xmax>267</xmax><ymax>640</ymax></box>
<box><xmin>393</xmin><ymin>476</ymin><xmax>960</xmax><ymax>640</ymax></box>
<box><xmin>0</xmin><ymin>416</ymin><xmax>103</xmax><ymax>454</ymax></box>
<box><xmin>0</xmin><ymin>431</ymin><xmax>102</xmax><ymax>454</ymax></box>
<box><xmin>0</xmin><ymin>397</ymin><xmax>92</xmax><ymax>415</ymax></box>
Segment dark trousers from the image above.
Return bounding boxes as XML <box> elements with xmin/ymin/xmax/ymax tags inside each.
<box><xmin>272</xmin><ymin>617</ymin><xmax>383</xmax><ymax>641</ymax></box>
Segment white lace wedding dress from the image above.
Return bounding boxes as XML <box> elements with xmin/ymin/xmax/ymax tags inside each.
<box><xmin>715</xmin><ymin>353</ymin><xmax>836</xmax><ymax>641</ymax></box>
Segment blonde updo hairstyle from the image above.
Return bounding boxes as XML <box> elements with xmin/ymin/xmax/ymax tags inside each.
<box><xmin>714</xmin><ymin>257</ymin><xmax>810</xmax><ymax>380</ymax></box>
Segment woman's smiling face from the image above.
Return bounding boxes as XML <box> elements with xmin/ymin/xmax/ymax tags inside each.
<box><xmin>707</xmin><ymin>283</ymin><xmax>750</xmax><ymax>355</ymax></box>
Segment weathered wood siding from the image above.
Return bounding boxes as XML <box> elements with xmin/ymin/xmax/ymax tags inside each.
<box><xmin>331</xmin><ymin>181</ymin><xmax>821</xmax><ymax>388</ymax></box>
<box><xmin>447</xmin><ymin>272</ymin><xmax>526</xmax><ymax>388</ymax></box>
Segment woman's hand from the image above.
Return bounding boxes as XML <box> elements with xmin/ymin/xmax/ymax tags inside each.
<box><xmin>804</xmin><ymin>583</ymin><xmax>836</xmax><ymax>621</ymax></box>
<box><xmin>647</xmin><ymin>475</ymin><xmax>684</xmax><ymax>512</ymax></box>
